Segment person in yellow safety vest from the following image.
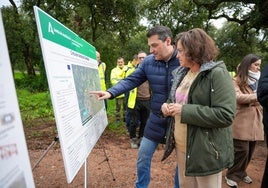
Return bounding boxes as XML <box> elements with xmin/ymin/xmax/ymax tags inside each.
<box><xmin>229</xmin><ymin>71</ymin><xmax>236</xmax><ymax>77</ymax></box>
<box><xmin>125</xmin><ymin>51</ymin><xmax>151</xmax><ymax>149</ymax></box>
<box><xmin>124</xmin><ymin>55</ymin><xmax>139</xmax><ymax>113</ymax></box>
<box><xmin>124</xmin><ymin>54</ymin><xmax>139</xmax><ymax>100</ymax></box>
<box><xmin>125</xmin><ymin>55</ymin><xmax>139</xmax><ymax>78</ymax></box>
<box><xmin>97</xmin><ymin>51</ymin><xmax>106</xmax><ymax>90</ymax></box>
<box><xmin>96</xmin><ymin>51</ymin><xmax>107</xmax><ymax>109</ymax></box>
<box><xmin>125</xmin><ymin>54</ymin><xmax>139</xmax><ymax>147</ymax></box>
<box><xmin>110</xmin><ymin>57</ymin><xmax>127</xmax><ymax>122</ymax></box>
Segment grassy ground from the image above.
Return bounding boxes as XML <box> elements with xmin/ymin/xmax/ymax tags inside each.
<box><xmin>17</xmin><ymin>88</ymin><xmax>127</xmax><ymax>137</ymax></box>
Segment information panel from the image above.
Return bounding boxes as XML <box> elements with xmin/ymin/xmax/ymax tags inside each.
<box><xmin>33</xmin><ymin>7</ymin><xmax>108</xmax><ymax>183</ymax></box>
<box><xmin>0</xmin><ymin>10</ymin><xmax>35</xmax><ymax>188</ymax></box>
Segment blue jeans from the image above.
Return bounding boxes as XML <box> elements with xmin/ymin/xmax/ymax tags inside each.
<box><xmin>135</xmin><ymin>137</ymin><xmax>179</xmax><ymax>188</ymax></box>
<box><xmin>174</xmin><ymin>165</ymin><xmax>179</xmax><ymax>188</ymax></box>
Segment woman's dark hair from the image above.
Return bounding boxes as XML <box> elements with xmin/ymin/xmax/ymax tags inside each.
<box><xmin>236</xmin><ymin>54</ymin><xmax>261</xmax><ymax>88</ymax></box>
<box><xmin>175</xmin><ymin>28</ymin><xmax>218</xmax><ymax>65</ymax></box>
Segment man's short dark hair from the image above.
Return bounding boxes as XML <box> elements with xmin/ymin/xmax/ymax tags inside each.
<box><xmin>138</xmin><ymin>50</ymin><xmax>146</xmax><ymax>55</ymax></box>
<box><xmin>146</xmin><ymin>25</ymin><xmax>173</xmax><ymax>42</ymax></box>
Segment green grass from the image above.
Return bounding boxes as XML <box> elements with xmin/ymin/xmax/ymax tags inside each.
<box><xmin>16</xmin><ymin>87</ymin><xmax>127</xmax><ymax>134</ymax></box>
<box><xmin>17</xmin><ymin>89</ymin><xmax>54</xmax><ymax>127</ymax></box>
<box><xmin>14</xmin><ymin>71</ymin><xmax>24</xmax><ymax>79</ymax></box>
<box><xmin>105</xmin><ymin>99</ymin><xmax>127</xmax><ymax>134</ymax></box>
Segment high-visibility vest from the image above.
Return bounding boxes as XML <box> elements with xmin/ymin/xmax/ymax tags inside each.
<box><xmin>98</xmin><ymin>62</ymin><xmax>106</xmax><ymax>90</ymax></box>
<box><xmin>110</xmin><ymin>65</ymin><xmax>126</xmax><ymax>98</ymax></box>
<box><xmin>229</xmin><ymin>71</ymin><xmax>236</xmax><ymax>77</ymax></box>
<box><xmin>125</xmin><ymin>62</ymin><xmax>137</xmax><ymax>108</ymax></box>
<box><xmin>128</xmin><ymin>88</ymin><xmax>137</xmax><ymax>109</ymax></box>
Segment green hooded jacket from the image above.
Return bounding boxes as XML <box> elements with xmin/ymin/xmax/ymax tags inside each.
<box><xmin>170</xmin><ymin>61</ymin><xmax>236</xmax><ymax>176</ymax></box>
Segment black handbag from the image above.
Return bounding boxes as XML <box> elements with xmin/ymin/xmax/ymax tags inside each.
<box><xmin>161</xmin><ymin>116</ymin><xmax>175</xmax><ymax>161</ymax></box>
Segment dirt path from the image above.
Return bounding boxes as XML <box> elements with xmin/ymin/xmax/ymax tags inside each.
<box><xmin>27</xmin><ymin>129</ymin><xmax>267</xmax><ymax>188</ymax></box>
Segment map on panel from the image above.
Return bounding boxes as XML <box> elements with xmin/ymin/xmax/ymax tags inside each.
<box><xmin>72</xmin><ymin>64</ymin><xmax>103</xmax><ymax>125</ymax></box>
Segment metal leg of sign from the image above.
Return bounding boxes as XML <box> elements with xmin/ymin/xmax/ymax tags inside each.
<box><xmin>84</xmin><ymin>159</ymin><xmax>87</xmax><ymax>188</ymax></box>
<box><xmin>98</xmin><ymin>141</ymin><xmax>116</xmax><ymax>181</ymax></box>
<box><xmin>32</xmin><ymin>136</ymin><xmax>59</xmax><ymax>171</ymax></box>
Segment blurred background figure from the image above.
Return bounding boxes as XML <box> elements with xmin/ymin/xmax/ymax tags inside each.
<box><xmin>124</xmin><ymin>54</ymin><xmax>139</xmax><ymax>148</ymax></box>
<box><xmin>96</xmin><ymin>51</ymin><xmax>107</xmax><ymax>109</ymax></box>
<box><xmin>125</xmin><ymin>51</ymin><xmax>150</xmax><ymax>149</ymax></box>
<box><xmin>257</xmin><ymin>63</ymin><xmax>268</xmax><ymax>188</ymax></box>
<box><xmin>110</xmin><ymin>57</ymin><xmax>126</xmax><ymax>122</ymax></box>
<box><xmin>229</xmin><ymin>71</ymin><xmax>236</xmax><ymax>77</ymax></box>
<box><xmin>225</xmin><ymin>54</ymin><xmax>264</xmax><ymax>188</ymax></box>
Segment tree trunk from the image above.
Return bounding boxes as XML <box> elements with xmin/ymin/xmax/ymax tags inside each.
<box><xmin>23</xmin><ymin>45</ymin><xmax>35</xmax><ymax>76</ymax></box>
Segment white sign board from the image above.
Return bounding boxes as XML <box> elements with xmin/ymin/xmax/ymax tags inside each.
<box><xmin>33</xmin><ymin>7</ymin><xmax>108</xmax><ymax>183</ymax></box>
<box><xmin>0</xmin><ymin>10</ymin><xmax>35</xmax><ymax>188</ymax></box>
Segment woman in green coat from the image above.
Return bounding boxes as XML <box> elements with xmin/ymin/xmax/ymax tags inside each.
<box><xmin>161</xmin><ymin>28</ymin><xmax>236</xmax><ymax>188</ymax></box>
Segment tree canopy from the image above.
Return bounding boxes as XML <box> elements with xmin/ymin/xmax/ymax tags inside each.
<box><xmin>193</xmin><ymin>0</ymin><xmax>268</xmax><ymax>31</ymax></box>
<box><xmin>1</xmin><ymin>0</ymin><xmax>267</xmax><ymax>90</ymax></box>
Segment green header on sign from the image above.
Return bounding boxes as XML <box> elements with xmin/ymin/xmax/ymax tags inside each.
<box><xmin>37</xmin><ymin>8</ymin><xmax>95</xmax><ymax>59</ymax></box>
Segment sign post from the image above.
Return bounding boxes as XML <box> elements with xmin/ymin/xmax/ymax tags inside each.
<box><xmin>34</xmin><ymin>6</ymin><xmax>108</xmax><ymax>183</ymax></box>
<box><xmin>0</xmin><ymin>10</ymin><xmax>35</xmax><ymax>188</ymax></box>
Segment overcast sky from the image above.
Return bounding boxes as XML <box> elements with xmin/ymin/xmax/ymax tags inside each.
<box><xmin>0</xmin><ymin>0</ymin><xmax>20</xmax><ymax>8</ymax></box>
<box><xmin>0</xmin><ymin>0</ymin><xmax>10</xmax><ymax>7</ymax></box>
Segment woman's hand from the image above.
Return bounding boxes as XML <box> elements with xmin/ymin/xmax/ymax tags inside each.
<box><xmin>89</xmin><ymin>91</ymin><xmax>111</xmax><ymax>100</ymax></box>
<box><xmin>168</xmin><ymin>103</ymin><xmax>182</xmax><ymax>116</ymax></box>
<box><xmin>161</xmin><ymin>103</ymin><xmax>171</xmax><ymax>117</ymax></box>
<box><xmin>161</xmin><ymin>103</ymin><xmax>182</xmax><ymax>117</ymax></box>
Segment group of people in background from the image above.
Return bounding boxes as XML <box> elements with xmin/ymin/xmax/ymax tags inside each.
<box><xmin>125</xmin><ymin>51</ymin><xmax>151</xmax><ymax>149</ymax></box>
<box><xmin>93</xmin><ymin>25</ymin><xmax>267</xmax><ymax>188</ymax></box>
<box><xmin>97</xmin><ymin>50</ymin><xmax>151</xmax><ymax>149</ymax></box>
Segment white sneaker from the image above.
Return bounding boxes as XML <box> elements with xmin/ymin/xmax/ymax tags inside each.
<box><xmin>242</xmin><ymin>176</ymin><xmax>252</xmax><ymax>184</ymax></box>
<box><xmin>225</xmin><ymin>176</ymin><xmax>238</xmax><ymax>187</ymax></box>
<box><xmin>130</xmin><ymin>138</ymin><xmax>138</xmax><ymax>149</ymax></box>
